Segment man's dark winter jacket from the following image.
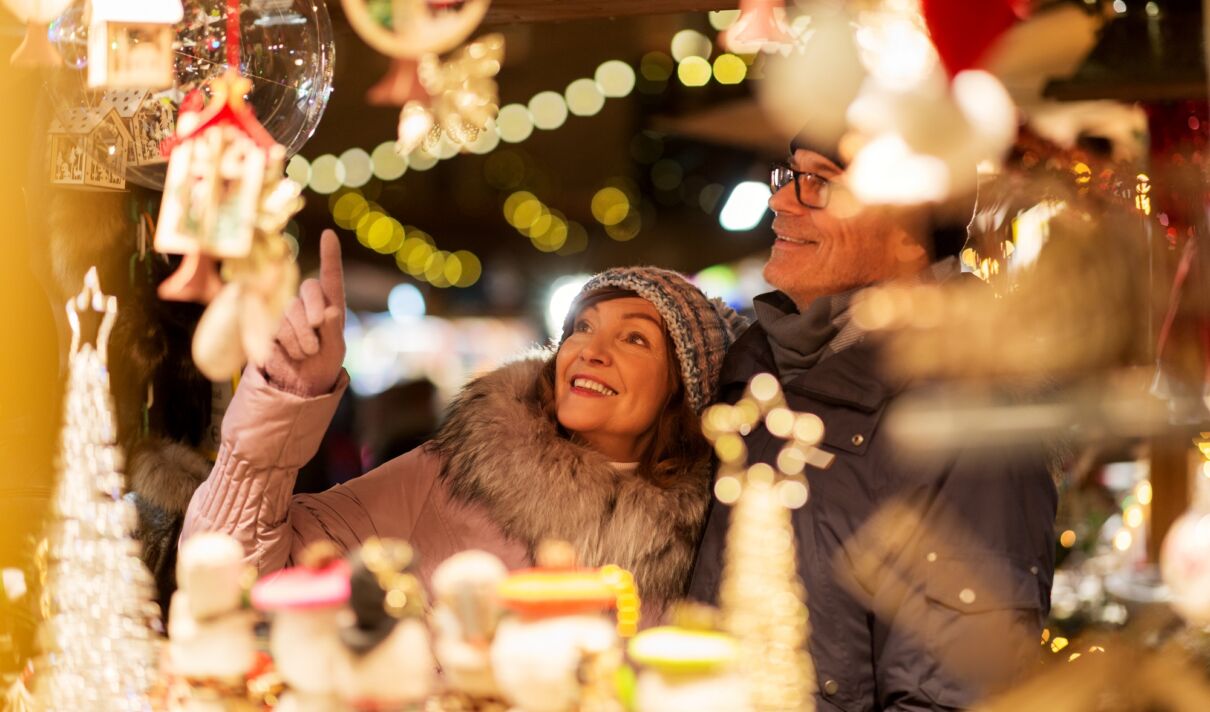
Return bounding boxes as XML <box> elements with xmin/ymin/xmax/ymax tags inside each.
<box><xmin>688</xmin><ymin>297</ymin><xmax>1057</xmax><ymax>712</ymax></box>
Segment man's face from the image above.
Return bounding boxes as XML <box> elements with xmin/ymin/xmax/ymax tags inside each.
<box><xmin>763</xmin><ymin>149</ymin><xmax>912</xmax><ymax>308</ymax></box>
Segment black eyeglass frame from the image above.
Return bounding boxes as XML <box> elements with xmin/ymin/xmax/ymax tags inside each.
<box><xmin>769</xmin><ymin>164</ymin><xmax>832</xmax><ymax>209</ymax></box>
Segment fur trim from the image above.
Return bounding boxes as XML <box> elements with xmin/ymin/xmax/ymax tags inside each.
<box><xmin>430</xmin><ymin>357</ymin><xmax>712</xmax><ymax>609</ymax></box>
<box><xmin>128</xmin><ymin>437</ymin><xmax>212</xmax><ymax>515</ymax></box>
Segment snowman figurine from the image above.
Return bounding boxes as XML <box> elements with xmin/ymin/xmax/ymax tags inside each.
<box><xmin>251</xmin><ymin>542</ymin><xmax>352</xmax><ymax>712</ymax></box>
<box><xmin>430</xmin><ymin>550</ymin><xmax>510</xmax><ymax>709</ymax></box>
<box><xmin>627</xmin><ymin>604</ymin><xmax>751</xmax><ymax>712</ymax></box>
<box><xmin>336</xmin><ymin>537</ymin><xmax>435</xmax><ymax>710</ymax></box>
<box><xmin>167</xmin><ymin>532</ymin><xmax>257</xmax><ymax>710</ymax></box>
<box><xmin>490</xmin><ymin>541</ymin><xmax>627</xmax><ymax>712</ymax></box>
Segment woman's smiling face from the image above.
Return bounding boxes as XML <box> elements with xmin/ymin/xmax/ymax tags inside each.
<box><xmin>554</xmin><ymin>296</ymin><xmax>674</xmax><ymax>462</ymax></box>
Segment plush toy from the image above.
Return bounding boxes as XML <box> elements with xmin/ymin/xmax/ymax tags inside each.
<box><xmin>167</xmin><ymin>533</ymin><xmax>257</xmax><ymax>710</ymax></box>
<box><xmin>336</xmin><ymin>537</ymin><xmax>435</xmax><ymax>709</ymax></box>
<box><xmin>430</xmin><ymin>550</ymin><xmax>509</xmax><ymax>709</ymax></box>
<box><xmin>490</xmin><ymin>541</ymin><xmax>625</xmax><ymax>712</ymax></box>
<box><xmin>251</xmin><ymin>543</ymin><xmax>352</xmax><ymax>712</ymax></box>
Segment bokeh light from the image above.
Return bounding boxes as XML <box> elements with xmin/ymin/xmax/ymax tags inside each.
<box><xmin>677</xmin><ymin>56</ymin><xmax>713</xmax><ymax>87</ymax></box>
<box><xmin>713</xmin><ymin>53</ymin><xmax>748</xmax><ymax>84</ymax></box>
<box><xmin>332</xmin><ymin>191</ymin><xmax>369</xmax><ymax>229</ymax></box>
<box><xmin>340</xmin><ymin>148</ymin><xmax>373</xmax><ymax>188</ymax></box>
<box><xmin>565</xmin><ymin>78</ymin><xmax>606</xmax><ymax>117</ymax></box>
<box><xmin>497</xmin><ymin>103</ymin><xmax>536</xmax><ymax>143</ymax></box>
<box><xmin>388</xmin><ymin>283</ymin><xmax>426</xmax><ymax>321</ymax></box>
<box><xmin>719</xmin><ymin>181</ymin><xmax>771</xmax><ymax>231</ymax></box>
<box><xmin>556</xmin><ymin>222</ymin><xmax>590</xmax><ymax>256</ymax></box>
<box><xmin>371</xmin><ymin>141</ymin><xmax>408</xmax><ymax>181</ymax></box>
<box><xmin>286</xmin><ymin>155</ymin><xmax>311</xmax><ymax>186</ymax></box>
<box><xmin>595</xmin><ymin>60</ymin><xmax>637</xmax><ymax>98</ymax></box>
<box><xmin>651</xmin><ymin>159</ymin><xmax>684</xmax><ymax>191</ymax></box>
<box><xmin>605</xmin><ymin>210</ymin><xmax>641</xmax><ymax>241</ymax></box>
<box><xmin>591</xmin><ymin>187</ymin><xmax>631</xmax><ymax>226</ymax></box>
<box><xmin>408</xmin><ymin>148</ymin><xmax>438</xmax><ymax>171</ymax></box>
<box><xmin>467</xmin><ymin>122</ymin><xmax>501</xmax><ymax>154</ymax></box>
<box><xmin>671</xmin><ymin>29</ymin><xmax>713</xmax><ymax>62</ymax></box>
<box><xmin>546</xmin><ymin>274</ymin><xmax>592</xmax><ymax>337</ymax></box>
<box><xmin>529</xmin><ymin>91</ymin><xmax>569</xmax><ymax>130</ymax></box>
<box><xmin>450</xmin><ymin>250</ymin><xmax>482</xmax><ymax>287</ymax></box>
<box><xmin>640</xmin><ymin>51</ymin><xmax>674</xmax><ymax>81</ymax></box>
<box><xmin>308</xmin><ymin>154</ymin><xmax>345</xmax><ymax>194</ymax></box>
<box><xmin>708</xmin><ymin>9</ymin><xmax>740</xmax><ymax>31</ymax></box>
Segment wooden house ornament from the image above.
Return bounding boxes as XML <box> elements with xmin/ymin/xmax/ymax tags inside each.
<box><xmin>87</xmin><ymin>0</ymin><xmax>184</xmax><ymax>89</ymax></box>
<box><xmin>48</xmin><ymin>104</ymin><xmax>132</xmax><ymax>190</ymax></box>
<box><xmin>106</xmin><ymin>88</ymin><xmax>177</xmax><ymax>166</ymax></box>
<box><xmin>155</xmin><ymin>73</ymin><xmax>285</xmax><ymax>300</ymax></box>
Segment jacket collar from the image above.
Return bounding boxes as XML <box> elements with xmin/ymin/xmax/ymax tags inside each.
<box><xmin>721</xmin><ymin>296</ymin><xmax>906</xmax><ymax>413</ymax></box>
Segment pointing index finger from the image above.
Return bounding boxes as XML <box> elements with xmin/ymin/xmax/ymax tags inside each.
<box><xmin>318</xmin><ymin>229</ymin><xmax>346</xmax><ymax>313</ymax></box>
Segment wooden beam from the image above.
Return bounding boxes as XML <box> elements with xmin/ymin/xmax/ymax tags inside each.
<box><xmin>485</xmin><ymin>0</ymin><xmax>734</xmax><ymax>25</ymax></box>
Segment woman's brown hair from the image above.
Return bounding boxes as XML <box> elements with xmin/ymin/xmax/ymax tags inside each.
<box><xmin>527</xmin><ymin>289</ymin><xmax>712</xmax><ymax>487</ymax></box>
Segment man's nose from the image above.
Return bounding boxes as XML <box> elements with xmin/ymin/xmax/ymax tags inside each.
<box><xmin>769</xmin><ymin>182</ymin><xmax>808</xmax><ymax>214</ymax></box>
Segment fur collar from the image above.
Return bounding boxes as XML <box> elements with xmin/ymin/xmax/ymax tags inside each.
<box><xmin>430</xmin><ymin>357</ymin><xmax>712</xmax><ymax>609</ymax></box>
<box><xmin>128</xmin><ymin>437</ymin><xmax>212</xmax><ymax>515</ymax></box>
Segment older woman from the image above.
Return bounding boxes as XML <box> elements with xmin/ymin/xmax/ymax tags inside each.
<box><xmin>182</xmin><ymin>231</ymin><xmax>744</xmax><ymax>613</ymax></box>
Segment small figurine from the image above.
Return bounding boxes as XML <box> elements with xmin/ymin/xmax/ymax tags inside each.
<box><xmin>167</xmin><ymin>533</ymin><xmax>257</xmax><ymax>710</ymax></box>
<box><xmin>86</xmin><ymin>0</ymin><xmax>184</xmax><ymax>89</ymax></box>
<box><xmin>627</xmin><ymin>605</ymin><xmax>751</xmax><ymax>712</ymax></box>
<box><xmin>430</xmin><ymin>550</ymin><xmax>509</xmax><ymax>709</ymax></box>
<box><xmin>336</xmin><ymin>537</ymin><xmax>435</xmax><ymax>710</ymax></box>
<box><xmin>251</xmin><ymin>542</ymin><xmax>352</xmax><ymax>712</ymax></box>
<box><xmin>490</xmin><ymin>541</ymin><xmax>627</xmax><ymax>712</ymax></box>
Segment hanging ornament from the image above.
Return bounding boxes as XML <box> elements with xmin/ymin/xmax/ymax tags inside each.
<box><xmin>341</xmin><ymin>0</ymin><xmax>491</xmax><ymax>59</ymax></box>
<box><xmin>920</xmin><ymin>0</ymin><xmax>1029</xmax><ymax>78</ymax></box>
<box><xmin>45</xmin><ymin>0</ymin><xmax>335</xmax><ymax>190</ymax></box>
<box><xmin>7</xmin><ymin>0</ymin><xmax>73</xmax><ymax>66</ymax></box>
<box><xmin>397</xmin><ymin>33</ymin><xmax>503</xmax><ymax>155</ymax></box>
<box><xmin>85</xmin><ymin>0</ymin><xmax>183</xmax><ymax>89</ymax></box>
<box><xmin>366</xmin><ymin>57</ymin><xmax>430</xmax><ymax>107</ymax></box>
<box><xmin>154</xmin><ymin>72</ymin><xmax>302</xmax><ymax>380</ymax></box>
<box><xmin>702</xmin><ymin>373</ymin><xmax>831</xmax><ymax>712</ymax></box>
<box><xmin>47</xmin><ymin>101</ymin><xmax>132</xmax><ymax>190</ymax></box>
<box><xmin>723</xmin><ymin>0</ymin><xmax>794</xmax><ymax>55</ymax></box>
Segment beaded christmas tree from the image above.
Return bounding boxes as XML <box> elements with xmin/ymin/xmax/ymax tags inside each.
<box><xmin>34</xmin><ymin>267</ymin><xmax>161</xmax><ymax>711</ymax></box>
<box><xmin>703</xmin><ymin>373</ymin><xmax>834</xmax><ymax>712</ymax></box>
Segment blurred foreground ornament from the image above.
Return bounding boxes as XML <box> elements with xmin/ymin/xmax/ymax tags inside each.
<box><xmin>628</xmin><ymin>605</ymin><xmax>751</xmax><ymax>712</ymax></box>
<box><xmin>1161</xmin><ymin>472</ymin><xmax>1210</xmax><ymax>626</ymax></box>
<box><xmin>336</xmin><ymin>537</ymin><xmax>435</xmax><ymax>708</ymax></box>
<box><xmin>396</xmin><ymin>33</ymin><xmax>504</xmax><ymax>155</ymax></box>
<box><xmin>920</xmin><ymin>0</ymin><xmax>1028</xmax><ymax>78</ymax></box>
<box><xmin>430</xmin><ymin>550</ymin><xmax>510</xmax><ymax>707</ymax></box>
<box><xmin>342</xmin><ymin>0</ymin><xmax>491</xmax><ymax>58</ymax></box>
<box><xmin>167</xmin><ymin>533</ymin><xmax>258</xmax><ymax>709</ymax></box>
<box><xmin>252</xmin><ymin>542</ymin><xmax>352</xmax><ymax>711</ymax></box>
<box><xmin>490</xmin><ymin>541</ymin><xmax>630</xmax><ymax>712</ymax></box>
<box><xmin>48</xmin><ymin>101</ymin><xmax>131</xmax><ymax>189</ymax></box>
<box><xmin>723</xmin><ymin>0</ymin><xmax>793</xmax><ymax>55</ymax></box>
<box><xmin>86</xmin><ymin>0</ymin><xmax>183</xmax><ymax>89</ymax></box>
<box><xmin>704</xmin><ymin>373</ymin><xmax>827</xmax><ymax>711</ymax></box>
<box><xmin>155</xmin><ymin>72</ymin><xmax>301</xmax><ymax>381</ymax></box>
<box><xmin>33</xmin><ymin>267</ymin><xmax>161</xmax><ymax>711</ymax></box>
<box><xmin>7</xmin><ymin>0</ymin><xmax>72</xmax><ymax>66</ymax></box>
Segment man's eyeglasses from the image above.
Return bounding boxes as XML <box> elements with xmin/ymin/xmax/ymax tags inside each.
<box><xmin>769</xmin><ymin>164</ymin><xmax>832</xmax><ymax>209</ymax></box>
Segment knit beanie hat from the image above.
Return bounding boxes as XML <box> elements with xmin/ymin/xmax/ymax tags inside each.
<box><xmin>562</xmin><ymin>267</ymin><xmax>749</xmax><ymax>413</ymax></box>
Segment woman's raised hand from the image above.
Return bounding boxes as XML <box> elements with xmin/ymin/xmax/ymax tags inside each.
<box><xmin>262</xmin><ymin>229</ymin><xmax>348</xmax><ymax>396</ymax></box>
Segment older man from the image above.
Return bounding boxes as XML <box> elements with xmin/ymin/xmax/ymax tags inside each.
<box><xmin>688</xmin><ymin>143</ymin><xmax>1057</xmax><ymax>711</ymax></box>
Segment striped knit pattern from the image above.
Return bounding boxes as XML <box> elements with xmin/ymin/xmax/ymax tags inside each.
<box><xmin>568</xmin><ymin>267</ymin><xmax>748</xmax><ymax>412</ymax></box>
